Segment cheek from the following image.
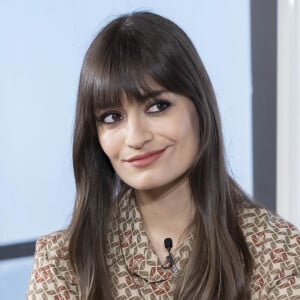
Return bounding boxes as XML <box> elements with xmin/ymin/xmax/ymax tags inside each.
<box><xmin>185</xmin><ymin>106</ymin><xmax>200</xmax><ymax>142</ymax></box>
<box><xmin>170</xmin><ymin>111</ymin><xmax>199</xmax><ymax>142</ymax></box>
<box><xmin>176</xmin><ymin>112</ymin><xmax>200</xmax><ymax>158</ymax></box>
<box><xmin>97</xmin><ymin>129</ymin><xmax>122</xmax><ymax>160</ymax></box>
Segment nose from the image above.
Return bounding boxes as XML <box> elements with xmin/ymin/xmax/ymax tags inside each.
<box><xmin>125</xmin><ymin>113</ymin><xmax>153</xmax><ymax>149</ymax></box>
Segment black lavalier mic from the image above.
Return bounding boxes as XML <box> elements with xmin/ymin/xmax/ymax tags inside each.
<box><xmin>164</xmin><ymin>238</ymin><xmax>173</xmax><ymax>251</ymax></box>
<box><xmin>161</xmin><ymin>238</ymin><xmax>178</xmax><ymax>272</ymax></box>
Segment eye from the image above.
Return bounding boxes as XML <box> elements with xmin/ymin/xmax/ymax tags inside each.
<box><xmin>97</xmin><ymin>111</ymin><xmax>123</xmax><ymax>124</ymax></box>
<box><xmin>147</xmin><ymin>100</ymin><xmax>171</xmax><ymax>113</ymax></box>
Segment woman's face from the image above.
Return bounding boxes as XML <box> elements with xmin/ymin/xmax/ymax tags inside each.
<box><xmin>96</xmin><ymin>87</ymin><xmax>200</xmax><ymax>191</ymax></box>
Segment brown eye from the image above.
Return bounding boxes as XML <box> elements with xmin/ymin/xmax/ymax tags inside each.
<box><xmin>100</xmin><ymin>112</ymin><xmax>123</xmax><ymax>124</ymax></box>
<box><xmin>147</xmin><ymin>100</ymin><xmax>171</xmax><ymax>113</ymax></box>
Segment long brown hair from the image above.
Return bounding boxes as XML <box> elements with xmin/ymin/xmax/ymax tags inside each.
<box><xmin>69</xmin><ymin>11</ymin><xmax>254</xmax><ymax>299</ymax></box>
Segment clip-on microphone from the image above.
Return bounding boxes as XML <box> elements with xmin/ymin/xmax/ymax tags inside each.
<box><xmin>161</xmin><ymin>238</ymin><xmax>178</xmax><ymax>272</ymax></box>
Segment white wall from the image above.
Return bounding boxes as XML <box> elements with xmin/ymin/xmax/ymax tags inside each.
<box><xmin>277</xmin><ymin>0</ymin><xmax>300</xmax><ymax>229</ymax></box>
<box><xmin>0</xmin><ymin>1</ymin><xmax>252</xmax><ymax>298</ymax></box>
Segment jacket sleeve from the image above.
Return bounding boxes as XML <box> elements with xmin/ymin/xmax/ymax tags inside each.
<box><xmin>259</xmin><ymin>212</ymin><xmax>300</xmax><ymax>299</ymax></box>
<box><xmin>27</xmin><ymin>232</ymin><xmax>79</xmax><ymax>300</ymax></box>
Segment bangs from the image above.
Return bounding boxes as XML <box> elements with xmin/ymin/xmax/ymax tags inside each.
<box><xmin>90</xmin><ymin>23</ymin><xmax>166</xmax><ymax>112</ymax></box>
<box><xmin>92</xmin><ymin>63</ymin><xmax>161</xmax><ymax>112</ymax></box>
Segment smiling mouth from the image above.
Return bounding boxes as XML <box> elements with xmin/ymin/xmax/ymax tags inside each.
<box><xmin>124</xmin><ymin>149</ymin><xmax>166</xmax><ymax>167</ymax></box>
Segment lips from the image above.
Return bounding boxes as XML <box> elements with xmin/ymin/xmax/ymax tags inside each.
<box><xmin>124</xmin><ymin>149</ymin><xmax>166</xmax><ymax>167</ymax></box>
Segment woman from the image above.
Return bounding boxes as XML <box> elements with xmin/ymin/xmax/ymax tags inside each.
<box><xmin>27</xmin><ymin>12</ymin><xmax>300</xmax><ymax>299</ymax></box>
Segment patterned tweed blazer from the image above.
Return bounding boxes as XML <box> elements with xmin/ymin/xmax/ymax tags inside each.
<box><xmin>27</xmin><ymin>193</ymin><xmax>300</xmax><ymax>299</ymax></box>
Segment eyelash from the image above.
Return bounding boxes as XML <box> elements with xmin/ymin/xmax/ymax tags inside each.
<box><xmin>146</xmin><ymin>99</ymin><xmax>171</xmax><ymax>113</ymax></box>
<box><xmin>96</xmin><ymin>110</ymin><xmax>123</xmax><ymax>124</ymax></box>
<box><xmin>97</xmin><ymin>99</ymin><xmax>172</xmax><ymax>125</ymax></box>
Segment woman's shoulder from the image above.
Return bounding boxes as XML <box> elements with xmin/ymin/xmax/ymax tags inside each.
<box><xmin>238</xmin><ymin>203</ymin><xmax>300</xmax><ymax>243</ymax></box>
<box><xmin>239</xmin><ymin>203</ymin><xmax>300</xmax><ymax>296</ymax></box>
<box><xmin>34</xmin><ymin>229</ymin><xmax>70</xmax><ymax>260</ymax></box>
<box><xmin>238</xmin><ymin>203</ymin><xmax>300</xmax><ymax>252</ymax></box>
<box><xmin>27</xmin><ymin>230</ymin><xmax>79</xmax><ymax>299</ymax></box>
<box><xmin>31</xmin><ymin>230</ymin><xmax>74</xmax><ymax>276</ymax></box>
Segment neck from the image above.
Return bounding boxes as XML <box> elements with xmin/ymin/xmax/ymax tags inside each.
<box><xmin>134</xmin><ymin>176</ymin><xmax>195</xmax><ymax>249</ymax></box>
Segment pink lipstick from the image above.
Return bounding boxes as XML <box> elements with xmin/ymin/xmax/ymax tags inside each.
<box><xmin>124</xmin><ymin>149</ymin><xmax>166</xmax><ymax>167</ymax></box>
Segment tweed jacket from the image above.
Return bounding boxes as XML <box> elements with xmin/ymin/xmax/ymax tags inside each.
<box><xmin>27</xmin><ymin>193</ymin><xmax>300</xmax><ymax>299</ymax></box>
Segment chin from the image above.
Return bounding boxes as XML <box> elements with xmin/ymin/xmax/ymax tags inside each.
<box><xmin>126</xmin><ymin>182</ymin><xmax>162</xmax><ymax>192</ymax></box>
<box><xmin>122</xmin><ymin>176</ymin><xmax>160</xmax><ymax>190</ymax></box>
<box><xmin>123</xmin><ymin>176</ymin><xmax>182</xmax><ymax>193</ymax></box>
